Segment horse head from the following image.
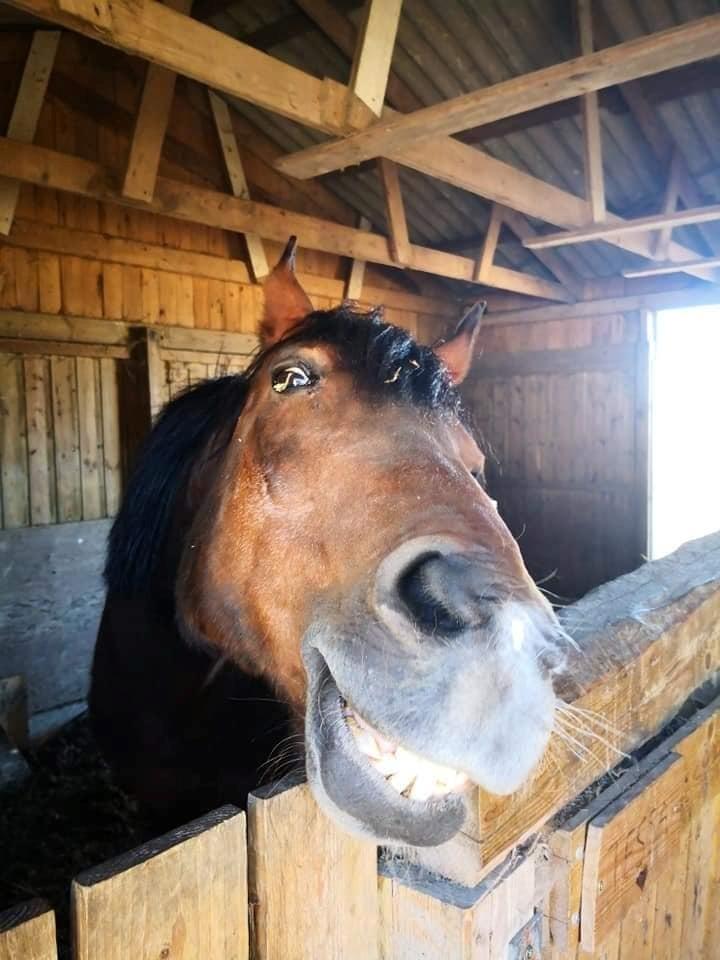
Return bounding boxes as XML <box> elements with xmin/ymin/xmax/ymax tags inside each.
<box><xmin>168</xmin><ymin>239</ymin><xmax>566</xmax><ymax>845</ymax></box>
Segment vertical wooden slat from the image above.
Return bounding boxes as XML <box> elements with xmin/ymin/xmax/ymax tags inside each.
<box><xmin>37</xmin><ymin>252</ymin><xmax>62</xmax><ymax>315</ymax></box>
<box><xmin>0</xmin><ymin>352</ymin><xmax>29</xmax><ymax>527</ymax></box>
<box><xmin>0</xmin><ymin>899</ymin><xmax>57</xmax><ymax>960</ymax></box>
<box><xmin>248</xmin><ymin>779</ymin><xmax>378</xmax><ymax>960</ymax></box>
<box><xmin>23</xmin><ymin>355</ymin><xmax>56</xmax><ymax>524</ymax></box>
<box><xmin>72</xmin><ymin>806</ymin><xmax>248</xmax><ymax>960</ymax></box>
<box><xmin>76</xmin><ymin>356</ymin><xmax>103</xmax><ymax>518</ymax></box>
<box><xmin>50</xmin><ymin>354</ymin><xmax>81</xmax><ymax>521</ymax></box>
<box><xmin>102</xmin><ymin>263</ymin><xmax>123</xmax><ymax>320</ymax></box>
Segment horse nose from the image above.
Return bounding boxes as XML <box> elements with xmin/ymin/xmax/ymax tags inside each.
<box><xmin>377</xmin><ymin>539</ymin><xmax>509</xmax><ymax>638</ymax></box>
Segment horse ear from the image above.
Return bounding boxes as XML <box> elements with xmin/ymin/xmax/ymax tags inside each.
<box><xmin>433</xmin><ymin>300</ymin><xmax>486</xmax><ymax>385</ymax></box>
<box><xmin>261</xmin><ymin>236</ymin><xmax>314</xmax><ymax>346</ymax></box>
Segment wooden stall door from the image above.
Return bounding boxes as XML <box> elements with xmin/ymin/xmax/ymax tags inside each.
<box><xmin>0</xmin><ymin>350</ymin><xmax>121</xmax><ymax>529</ymax></box>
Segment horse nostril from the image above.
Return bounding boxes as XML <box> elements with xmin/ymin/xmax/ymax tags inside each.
<box><xmin>397</xmin><ymin>553</ymin><xmax>468</xmax><ymax>636</ymax></box>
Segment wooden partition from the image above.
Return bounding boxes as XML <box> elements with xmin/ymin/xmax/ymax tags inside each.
<box><xmin>1</xmin><ymin>536</ymin><xmax>719</xmax><ymax>960</ymax></box>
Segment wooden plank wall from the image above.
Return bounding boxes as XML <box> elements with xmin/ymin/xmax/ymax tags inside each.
<box><xmin>0</xmin><ymin>31</ymin><xmax>461</xmax><ymax>532</ymax></box>
<box><xmin>465</xmin><ymin>312</ymin><xmax>647</xmax><ymax>599</ymax></box>
<box><xmin>0</xmin><ymin>351</ymin><xmax>120</xmax><ymax>528</ymax></box>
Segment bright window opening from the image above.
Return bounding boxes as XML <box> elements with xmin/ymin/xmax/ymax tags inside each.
<box><xmin>650</xmin><ymin>303</ymin><xmax>720</xmax><ymax>559</ymax></box>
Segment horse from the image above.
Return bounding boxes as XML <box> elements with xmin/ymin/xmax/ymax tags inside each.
<box><xmin>90</xmin><ymin>238</ymin><xmax>566</xmax><ymax>847</ymax></box>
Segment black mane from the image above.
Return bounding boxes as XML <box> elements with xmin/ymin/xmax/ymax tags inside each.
<box><xmin>105</xmin><ymin>307</ymin><xmax>461</xmax><ymax>597</ymax></box>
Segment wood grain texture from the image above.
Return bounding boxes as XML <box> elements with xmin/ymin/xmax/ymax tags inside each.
<box><xmin>248</xmin><ymin>778</ymin><xmax>378</xmax><ymax>960</ymax></box>
<box><xmin>276</xmin><ymin>13</ymin><xmax>720</xmax><ymax>175</ymax></box>
<box><xmin>0</xmin><ymin>136</ymin><xmax>571</xmax><ymax>299</ymax></box>
<box><xmin>0</xmin><ymin>899</ymin><xmax>57</xmax><ymax>960</ymax></box>
<box><xmin>0</xmin><ymin>31</ymin><xmax>59</xmax><ymax>235</ymax></box>
<box><xmin>73</xmin><ymin>805</ymin><xmax>248</xmax><ymax>960</ymax></box>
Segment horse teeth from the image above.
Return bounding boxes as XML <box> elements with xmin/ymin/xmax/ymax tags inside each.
<box><xmin>346</xmin><ymin>708</ymin><xmax>468</xmax><ymax>796</ymax></box>
<box><xmin>409</xmin><ymin>773</ymin><xmax>436</xmax><ymax>802</ymax></box>
<box><xmin>388</xmin><ymin>770</ymin><xmax>416</xmax><ymax>794</ymax></box>
<box><xmin>372</xmin><ymin>754</ymin><xmax>399</xmax><ymax>777</ymax></box>
<box><xmin>351</xmin><ymin>727</ymin><xmax>382</xmax><ymax>760</ymax></box>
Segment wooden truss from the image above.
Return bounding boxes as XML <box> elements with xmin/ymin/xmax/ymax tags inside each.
<box><xmin>2</xmin><ymin>0</ymin><xmax>720</xmax><ymax>295</ymax></box>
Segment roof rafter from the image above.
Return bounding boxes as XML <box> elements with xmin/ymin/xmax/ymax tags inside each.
<box><xmin>524</xmin><ymin>202</ymin><xmax>720</xmax><ymax>251</ymax></box>
<box><xmin>6</xmin><ymin>0</ymin><xmax>717</xmax><ymax>282</ymax></box>
<box><xmin>274</xmin><ymin>13</ymin><xmax>720</xmax><ymax>178</ymax></box>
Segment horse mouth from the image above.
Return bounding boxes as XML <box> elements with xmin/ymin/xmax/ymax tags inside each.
<box><xmin>342</xmin><ymin>701</ymin><xmax>469</xmax><ymax>802</ymax></box>
<box><xmin>303</xmin><ymin>646</ymin><xmax>467</xmax><ymax>846</ymax></box>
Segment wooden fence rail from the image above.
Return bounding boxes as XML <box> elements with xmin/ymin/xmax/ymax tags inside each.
<box><xmin>1</xmin><ymin>538</ymin><xmax>719</xmax><ymax>960</ymax></box>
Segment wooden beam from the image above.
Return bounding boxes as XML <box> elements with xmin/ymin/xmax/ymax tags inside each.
<box><xmin>377</xmin><ymin>158</ymin><xmax>411</xmax><ymax>266</ymax></box>
<box><xmin>208</xmin><ymin>91</ymin><xmax>269</xmax><ymax>281</ymax></box>
<box><xmin>578</xmin><ymin>0</ymin><xmax>605</xmax><ymax>222</ymax></box>
<box><xmin>4</xmin><ymin>0</ymin><xmax>709</xmax><ymax>283</ymax></box>
<box><xmin>347</xmin><ymin>0</ymin><xmax>402</xmax><ymax>120</ymax></box>
<box><xmin>296</xmin><ymin>0</ymin><xmax>417</xmax><ymax>116</ymax></box>
<box><xmin>623</xmin><ymin>255</ymin><xmax>720</xmax><ymax>279</ymax></box>
<box><xmin>500</xmin><ymin>207</ymin><xmax>580</xmax><ymax>299</ymax></box>
<box><xmin>344</xmin><ymin>215</ymin><xmax>371</xmax><ymax>300</ymax></box>
<box><xmin>3</xmin><ymin>0</ymin><xmax>352</xmax><ymax>134</ymax></box>
<box><xmin>0</xmin><ymin>30</ymin><xmax>59</xmax><ymax>235</ymax></box>
<box><xmin>121</xmin><ymin>0</ymin><xmax>192</xmax><ymax>202</ymax></box>
<box><xmin>0</xmin><ymin>137</ymin><xmax>570</xmax><ymax>301</ymax></box>
<box><xmin>653</xmin><ymin>149</ymin><xmax>683</xmax><ymax>260</ymax></box>
<box><xmin>525</xmin><ymin>202</ymin><xmax>720</xmax><ymax>250</ymax></box>
<box><xmin>275</xmin><ymin>13</ymin><xmax>720</xmax><ymax>177</ymax></box>
<box><xmin>474</xmin><ymin>203</ymin><xmax>502</xmax><ymax>283</ymax></box>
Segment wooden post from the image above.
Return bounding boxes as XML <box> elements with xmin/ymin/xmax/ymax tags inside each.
<box><xmin>72</xmin><ymin>806</ymin><xmax>248</xmax><ymax>960</ymax></box>
<box><xmin>248</xmin><ymin>776</ymin><xmax>378</xmax><ymax>960</ymax></box>
<box><xmin>0</xmin><ymin>31</ymin><xmax>59</xmax><ymax>235</ymax></box>
<box><xmin>208</xmin><ymin>90</ymin><xmax>269</xmax><ymax>281</ymax></box>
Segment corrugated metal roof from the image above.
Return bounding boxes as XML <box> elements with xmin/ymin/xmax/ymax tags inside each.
<box><xmin>205</xmin><ymin>0</ymin><xmax>720</xmax><ymax>288</ymax></box>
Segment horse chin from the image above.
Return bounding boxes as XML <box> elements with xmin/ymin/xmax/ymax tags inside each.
<box><xmin>302</xmin><ymin>647</ymin><xmax>467</xmax><ymax>847</ymax></box>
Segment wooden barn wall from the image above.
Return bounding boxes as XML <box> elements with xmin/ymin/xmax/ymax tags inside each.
<box><xmin>464</xmin><ymin>311</ymin><xmax>648</xmax><ymax>600</ymax></box>
<box><xmin>0</xmin><ymin>31</ymin><xmax>461</xmax><ymax>531</ymax></box>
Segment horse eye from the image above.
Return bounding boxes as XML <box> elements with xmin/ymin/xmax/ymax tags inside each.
<box><xmin>271</xmin><ymin>364</ymin><xmax>314</xmax><ymax>394</ymax></box>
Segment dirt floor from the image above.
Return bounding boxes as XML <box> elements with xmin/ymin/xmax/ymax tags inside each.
<box><xmin>0</xmin><ymin>713</ymin><xmax>147</xmax><ymax>958</ymax></box>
